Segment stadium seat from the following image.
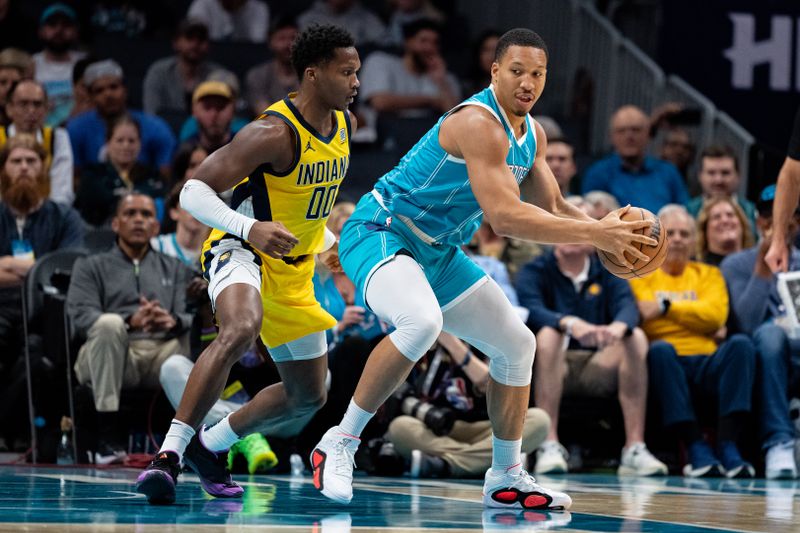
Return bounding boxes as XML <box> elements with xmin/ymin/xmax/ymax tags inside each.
<box><xmin>22</xmin><ymin>248</ymin><xmax>87</xmax><ymax>463</ymax></box>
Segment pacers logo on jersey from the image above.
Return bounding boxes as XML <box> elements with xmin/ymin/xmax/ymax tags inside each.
<box><xmin>214</xmin><ymin>251</ymin><xmax>232</xmax><ymax>274</ymax></box>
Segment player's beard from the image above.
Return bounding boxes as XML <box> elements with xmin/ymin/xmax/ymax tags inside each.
<box><xmin>44</xmin><ymin>38</ymin><xmax>73</xmax><ymax>54</ymax></box>
<box><xmin>3</xmin><ymin>178</ymin><xmax>43</xmax><ymax>214</ymax></box>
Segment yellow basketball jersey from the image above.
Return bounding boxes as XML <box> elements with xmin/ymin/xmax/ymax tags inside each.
<box><xmin>207</xmin><ymin>94</ymin><xmax>351</xmax><ymax>258</ymax></box>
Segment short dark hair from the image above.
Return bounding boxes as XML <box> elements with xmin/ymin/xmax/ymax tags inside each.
<box><xmin>700</xmin><ymin>144</ymin><xmax>739</xmax><ymax>173</ymax></box>
<box><xmin>291</xmin><ymin>24</ymin><xmax>355</xmax><ymax>79</ymax></box>
<box><xmin>494</xmin><ymin>28</ymin><xmax>548</xmax><ymax>62</ymax></box>
<box><xmin>72</xmin><ymin>55</ymin><xmax>97</xmax><ymax>85</ymax></box>
<box><xmin>548</xmin><ymin>137</ymin><xmax>573</xmax><ymax>149</ymax></box>
<box><xmin>115</xmin><ymin>191</ymin><xmax>154</xmax><ymax>216</ymax></box>
<box><xmin>175</xmin><ymin>18</ymin><xmax>209</xmax><ymax>40</ymax></box>
<box><xmin>105</xmin><ymin>113</ymin><xmax>140</xmax><ymax>142</ymax></box>
<box><xmin>270</xmin><ymin>15</ymin><xmax>298</xmax><ymax>37</ymax></box>
<box><xmin>401</xmin><ymin>18</ymin><xmax>441</xmax><ymax>40</ymax></box>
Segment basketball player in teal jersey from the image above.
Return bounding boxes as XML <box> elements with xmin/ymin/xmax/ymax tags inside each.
<box><xmin>311</xmin><ymin>28</ymin><xmax>656</xmax><ymax>509</ymax></box>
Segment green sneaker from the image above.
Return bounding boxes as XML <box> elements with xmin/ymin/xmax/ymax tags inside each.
<box><xmin>228</xmin><ymin>433</ymin><xmax>278</xmax><ymax>475</ymax></box>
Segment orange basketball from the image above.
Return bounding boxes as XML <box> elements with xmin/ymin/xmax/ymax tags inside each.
<box><xmin>597</xmin><ymin>207</ymin><xmax>668</xmax><ymax>279</ymax></box>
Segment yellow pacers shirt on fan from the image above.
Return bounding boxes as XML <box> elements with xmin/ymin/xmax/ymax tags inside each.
<box><xmin>201</xmin><ymin>94</ymin><xmax>351</xmax><ymax>347</ymax></box>
<box><xmin>629</xmin><ymin>261</ymin><xmax>728</xmax><ymax>356</ymax></box>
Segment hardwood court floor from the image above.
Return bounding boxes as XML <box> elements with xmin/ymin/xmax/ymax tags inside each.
<box><xmin>0</xmin><ymin>466</ymin><xmax>796</xmax><ymax>532</ymax></box>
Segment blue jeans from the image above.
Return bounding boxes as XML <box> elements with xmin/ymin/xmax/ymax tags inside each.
<box><xmin>648</xmin><ymin>334</ymin><xmax>755</xmax><ymax>428</ymax></box>
<box><xmin>753</xmin><ymin>324</ymin><xmax>794</xmax><ymax>450</ymax></box>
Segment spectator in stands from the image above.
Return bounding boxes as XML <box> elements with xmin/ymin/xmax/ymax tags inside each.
<box><xmin>462</xmin><ymin>30</ymin><xmax>499</xmax><ymax>97</ymax></box>
<box><xmin>245</xmin><ymin>18</ymin><xmax>299</xmax><ymax>116</ymax></box>
<box><xmin>67</xmin><ymin>60</ymin><xmax>176</xmax><ymax>177</ymax></box>
<box><xmin>0</xmin><ymin>135</ymin><xmax>84</xmax><ymax>449</ymax></box>
<box><xmin>386</xmin><ymin>332</ymin><xmax>550</xmax><ymax>478</ymax></box>
<box><xmin>170</xmin><ymin>144</ymin><xmax>208</xmax><ymax>189</ymax></box>
<box><xmin>696</xmin><ymin>197</ymin><xmax>754</xmax><ymax>266</ymax></box>
<box><xmin>385</xmin><ymin>0</ymin><xmax>445</xmax><ymax>48</ymax></box>
<box><xmin>2</xmin><ymin>79</ymin><xmax>73</xmax><ymax>204</ymax></box>
<box><xmin>180</xmin><ymin>81</ymin><xmax>236</xmax><ymax>154</ymax></box>
<box><xmin>298</xmin><ymin>0</ymin><xmax>385</xmax><ymax>46</ymax></box>
<box><xmin>584</xmin><ymin>190</ymin><xmax>620</xmax><ymax>219</ymax></box>
<box><xmin>0</xmin><ymin>48</ymin><xmax>33</xmax><ymax>126</ymax></box>
<box><xmin>74</xmin><ymin>114</ymin><xmax>167</xmax><ymax>227</ymax></box>
<box><xmin>659</xmin><ymin>127</ymin><xmax>695</xmax><ymax>185</ymax></box>
<box><xmin>534</xmin><ymin>115</ymin><xmax>564</xmax><ymax>141</ymax></box>
<box><xmin>546</xmin><ymin>138</ymin><xmax>578</xmax><ymax>196</ymax></box>
<box><xmin>187</xmin><ymin>0</ymin><xmax>269</xmax><ymax>43</ymax></box>
<box><xmin>178</xmin><ymin>71</ymin><xmax>248</xmax><ymax>143</ymax></box>
<box><xmin>517</xmin><ymin>196</ymin><xmax>666</xmax><ymax>476</ymax></box>
<box><xmin>359</xmin><ymin>19</ymin><xmax>459</xmax><ymax>129</ymax></box>
<box><xmin>581</xmin><ymin>105</ymin><xmax>688</xmax><ymax>213</ymax></box>
<box><xmin>686</xmin><ymin>145</ymin><xmax>757</xmax><ymax>233</ymax></box>
<box><xmin>164</xmin><ymin>146</ymin><xmax>212</xmax><ymax>233</ymax></box>
<box><xmin>721</xmin><ymin>184</ymin><xmax>800</xmax><ymax>479</ymax></box>
<box><xmin>142</xmin><ymin>19</ymin><xmax>225</xmax><ymax>118</ymax></box>
<box><xmin>68</xmin><ymin>56</ymin><xmax>95</xmax><ymax>122</ymax></box>
<box><xmin>33</xmin><ymin>3</ymin><xmax>86</xmax><ymax>127</ymax></box>
<box><xmin>67</xmin><ymin>192</ymin><xmax>192</xmax><ymax>464</ymax></box>
<box><xmin>467</xmin><ymin>219</ymin><xmax>541</xmax><ymax>283</ymax></box>
<box><xmin>631</xmin><ymin>204</ymin><xmax>756</xmax><ymax>479</ymax></box>
<box><xmin>650</xmin><ymin>103</ymin><xmax>698</xmax><ymax>185</ymax></box>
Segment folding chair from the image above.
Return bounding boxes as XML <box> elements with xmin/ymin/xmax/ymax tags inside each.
<box><xmin>21</xmin><ymin>249</ymin><xmax>87</xmax><ymax>463</ymax></box>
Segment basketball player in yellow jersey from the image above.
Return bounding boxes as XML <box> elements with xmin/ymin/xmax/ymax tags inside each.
<box><xmin>136</xmin><ymin>24</ymin><xmax>360</xmax><ymax>505</ymax></box>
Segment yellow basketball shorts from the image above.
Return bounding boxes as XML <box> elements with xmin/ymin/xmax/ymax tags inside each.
<box><xmin>201</xmin><ymin>235</ymin><xmax>336</xmax><ymax>349</ymax></box>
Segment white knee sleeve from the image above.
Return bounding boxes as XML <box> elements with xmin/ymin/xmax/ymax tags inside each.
<box><xmin>366</xmin><ymin>254</ymin><xmax>443</xmax><ymax>361</ymax></box>
<box><xmin>442</xmin><ymin>279</ymin><xmax>535</xmax><ymax>386</ymax></box>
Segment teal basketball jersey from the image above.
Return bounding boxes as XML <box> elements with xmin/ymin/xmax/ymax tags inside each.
<box><xmin>372</xmin><ymin>85</ymin><xmax>537</xmax><ymax>247</ymax></box>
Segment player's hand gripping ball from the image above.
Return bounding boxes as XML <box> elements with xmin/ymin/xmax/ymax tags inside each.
<box><xmin>598</xmin><ymin>207</ymin><xmax>668</xmax><ymax>279</ymax></box>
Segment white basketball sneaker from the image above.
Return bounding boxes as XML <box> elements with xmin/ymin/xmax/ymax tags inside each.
<box><xmin>483</xmin><ymin>468</ymin><xmax>572</xmax><ymax>510</ymax></box>
<box><xmin>311</xmin><ymin>427</ymin><xmax>360</xmax><ymax>504</ymax></box>
<box><xmin>534</xmin><ymin>441</ymin><xmax>569</xmax><ymax>475</ymax></box>
<box><xmin>617</xmin><ymin>443</ymin><xmax>668</xmax><ymax>476</ymax></box>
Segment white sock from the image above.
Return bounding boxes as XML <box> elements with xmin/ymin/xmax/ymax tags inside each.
<box><xmin>491</xmin><ymin>435</ymin><xmax>522</xmax><ymax>475</ymax></box>
<box><xmin>159</xmin><ymin>419</ymin><xmax>195</xmax><ymax>459</ymax></box>
<box><xmin>337</xmin><ymin>399</ymin><xmax>374</xmax><ymax>438</ymax></box>
<box><xmin>200</xmin><ymin>414</ymin><xmax>241</xmax><ymax>452</ymax></box>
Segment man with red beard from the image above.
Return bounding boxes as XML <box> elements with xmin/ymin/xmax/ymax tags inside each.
<box><xmin>0</xmin><ymin>134</ymin><xmax>84</xmax><ymax>452</ymax></box>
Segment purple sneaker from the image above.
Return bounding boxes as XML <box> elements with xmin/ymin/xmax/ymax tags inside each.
<box><xmin>136</xmin><ymin>451</ymin><xmax>181</xmax><ymax>504</ymax></box>
<box><xmin>184</xmin><ymin>432</ymin><xmax>243</xmax><ymax>498</ymax></box>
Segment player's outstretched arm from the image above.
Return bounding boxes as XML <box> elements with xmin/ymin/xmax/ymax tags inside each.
<box><xmin>180</xmin><ymin>119</ymin><xmax>299</xmax><ymax>259</ymax></box>
<box><xmin>446</xmin><ymin>108</ymin><xmax>655</xmax><ymax>268</ymax></box>
<box><xmin>765</xmin><ymin>157</ymin><xmax>800</xmax><ymax>272</ymax></box>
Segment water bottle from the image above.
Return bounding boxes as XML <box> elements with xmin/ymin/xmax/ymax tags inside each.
<box><xmin>56</xmin><ymin>416</ymin><xmax>75</xmax><ymax>465</ymax></box>
<box><xmin>290</xmin><ymin>453</ymin><xmax>304</xmax><ymax>477</ymax></box>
